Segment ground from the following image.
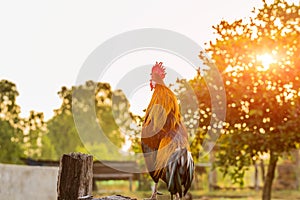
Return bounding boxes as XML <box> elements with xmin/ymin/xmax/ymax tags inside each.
<box><xmin>92</xmin><ymin>181</ymin><xmax>300</xmax><ymax>200</ymax></box>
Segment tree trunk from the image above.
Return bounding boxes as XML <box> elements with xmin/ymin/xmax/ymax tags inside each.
<box><xmin>260</xmin><ymin>159</ymin><xmax>265</xmax><ymax>183</ymax></box>
<box><xmin>293</xmin><ymin>149</ymin><xmax>300</xmax><ymax>190</ymax></box>
<box><xmin>262</xmin><ymin>152</ymin><xmax>278</xmax><ymax>200</ymax></box>
<box><xmin>57</xmin><ymin>153</ymin><xmax>93</xmax><ymax>200</ymax></box>
<box><xmin>254</xmin><ymin>161</ymin><xmax>259</xmax><ymax>191</ymax></box>
<box><xmin>209</xmin><ymin>151</ymin><xmax>217</xmax><ymax>191</ymax></box>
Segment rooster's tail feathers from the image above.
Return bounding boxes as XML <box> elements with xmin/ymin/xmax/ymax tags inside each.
<box><xmin>165</xmin><ymin>148</ymin><xmax>194</xmax><ymax>197</ymax></box>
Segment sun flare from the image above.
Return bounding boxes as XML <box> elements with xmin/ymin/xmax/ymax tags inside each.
<box><xmin>257</xmin><ymin>54</ymin><xmax>275</xmax><ymax>71</ymax></box>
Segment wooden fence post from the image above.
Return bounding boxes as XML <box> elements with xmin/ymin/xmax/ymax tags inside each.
<box><xmin>57</xmin><ymin>153</ymin><xmax>93</xmax><ymax>200</ymax></box>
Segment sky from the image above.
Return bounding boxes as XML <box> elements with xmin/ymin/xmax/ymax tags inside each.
<box><xmin>0</xmin><ymin>0</ymin><xmax>262</xmax><ymax>120</ymax></box>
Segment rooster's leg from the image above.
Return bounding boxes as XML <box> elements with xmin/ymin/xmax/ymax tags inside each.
<box><xmin>174</xmin><ymin>193</ymin><xmax>180</xmax><ymax>200</ymax></box>
<box><xmin>149</xmin><ymin>182</ymin><xmax>158</xmax><ymax>200</ymax></box>
<box><xmin>170</xmin><ymin>193</ymin><xmax>181</xmax><ymax>200</ymax></box>
<box><xmin>144</xmin><ymin>182</ymin><xmax>158</xmax><ymax>200</ymax></box>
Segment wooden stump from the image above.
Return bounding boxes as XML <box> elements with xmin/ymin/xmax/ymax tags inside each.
<box><xmin>57</xmin><ymin>153</ymin><xmax>93</xmax><ymax>200</ymax></box>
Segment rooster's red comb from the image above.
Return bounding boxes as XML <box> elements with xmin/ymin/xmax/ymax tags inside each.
<box><xmin>151</xmin><ymin>62</ymin><xmax>166</xmax><ymax>79</ymax></box>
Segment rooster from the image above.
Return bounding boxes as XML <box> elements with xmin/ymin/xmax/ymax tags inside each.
<box><xmin>141</xmin><ymin>62</ymin><xmax>194</xmax><ymax>200</ymax></box>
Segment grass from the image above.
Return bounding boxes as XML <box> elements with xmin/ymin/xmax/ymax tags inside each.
<box><xmin>92</xmin><ymin>180</ymin><xmax>300</xmax><ymax>200</ymax></box>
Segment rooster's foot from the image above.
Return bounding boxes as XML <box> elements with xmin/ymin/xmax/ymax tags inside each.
<box><xmin>143</xmin><ymin>196</ymin><xmax>157</xmax><ymax>200</ymax></box>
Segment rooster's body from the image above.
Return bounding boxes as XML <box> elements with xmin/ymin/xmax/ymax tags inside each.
<box><xmin>141</xmin><ymin>62</ymin><xmax>194</xmax><ymax>200</ymax></box>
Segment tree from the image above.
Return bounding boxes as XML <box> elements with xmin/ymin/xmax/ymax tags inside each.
<box><xmin>46</xmin><ymin>109</ymin><xmax>82</xmax><ymax>159</ymax></box>
<box><xmin>44</xmin><ymin>81</ymin><xmax>128</xmax><ymax>160</ymax></box>
<box><xmin>23</xmin><ymin>111</ymin><xmax>46</xmax><ymax>159</ymax></box>
<box><xmin>40</xmin><ymin>133</ymin><xmax>57</xmax><ymax>160</ymax></box>
<box><xmin>202</xmin><ymin>0</ymin><xmax>300</xmax><ymax>199</ymax></box>
<box><xmin>0</xmin><ymin>120</ymin><xmax>24</xmax><ymax>163</ymax></box>
<box><xmin>173</xmin><ymin>77</ymin><xmax>211</xmax><ymax>162</ymax></box>
<box><xmin>0</xmin><ymin>80</ymin><xmax>24</xmax><ymax>163</ymax></box>
<box><xmin>71</xmin><ymin>81</ymin><xmax>125</xmax><ymax>149</ymax></box>
<box><xmin>0</xmin><ymin>80</ymin><xmax>20</xmax><ymax>123</ymax></box>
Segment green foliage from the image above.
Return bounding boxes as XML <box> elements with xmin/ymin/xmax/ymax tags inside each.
<box><xmin>40</xmin><ymin>133</ymin><xmax>57</xmax><ymax>160</ymax></box>
<box><xmin>0</xmin><ymin>80</ymin><xmax>24</xmax><ymax>163</ymax></box>
<box><xmin>0</xmin><ymin>79</ymin><xmax>139</xmax><ymax>162</ymax></box>
<box><xmin>76</xmin><ymin>143</ymin><xmax>122</xmax><ymax>161</ymax></box>
<box><xmin>0</xmin><ymin>120</ymin><xmax>24</xmax><ymax>163</ymax></box>
<box><xmin>0</xmin><ymin>79</ymin><xmax>47</xmax><ymax>163</ymax></box>
<box><xmin>46</xmin><ymin>111</ymin><xmax>83</xmax><ymax>158</ymax></box>
<box><xmin>0</xmin><ymin>80</ymin><xmax>20</xmax><ymax>123</ymax></box>
<box><xmin>43</xmin><ymin>81</ymin><xmax>138</xmax><ymax>160</ymax></box>
<box><xmin>23</xmin><ymin>111</ymin><xmax>46</xmax><ymax>159</ymax></box>
<box><xmin>71</xmin><ymin>81</ymin><xmax>125</xmax><ymax>148</ymax></box>
<box><xmin>174</xmin><ymin>73</ymin><xmax>225</xmax><ymax>163</ymax></box>
<box><xmin>184</xmin><ymin>75</ymin><xmax>215</xmax><ymax>161</ymax></box>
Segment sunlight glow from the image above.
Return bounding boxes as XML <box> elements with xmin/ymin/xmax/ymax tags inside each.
<box><xmin>256</xmin><ymin>53</ymin><xmax>275</xmax><ymax>71</ymax></box>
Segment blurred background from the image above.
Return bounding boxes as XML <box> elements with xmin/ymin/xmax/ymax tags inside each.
<box><xmin>1</xmin><ymin>0</ymin><xmax>300</xmax><ymax>199</ymax></box>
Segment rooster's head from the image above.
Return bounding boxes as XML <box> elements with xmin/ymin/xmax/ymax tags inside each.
<box><xmin>150</xmin><ymin>62</ymin><xmax>166</xmax><ymax>91</ymax></box>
